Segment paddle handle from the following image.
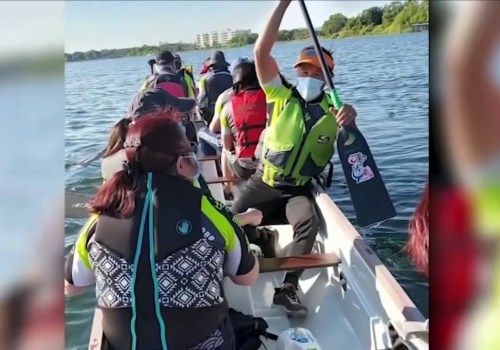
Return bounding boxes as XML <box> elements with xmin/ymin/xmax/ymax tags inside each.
<box><xmin>329</xmin><ymin>90</ymin><xmax>342</xmax><ymax>112</ymax></box>
<box><xmin>148</xmin><ymin>59</ymin><xmax>156</xmax><ymax>74</ymax></box>
<box><xmin>298</xmin><ymin>0</ymin><xmax>343</xmax><ymax>112</ymax></box>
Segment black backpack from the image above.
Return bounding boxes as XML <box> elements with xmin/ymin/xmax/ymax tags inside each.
<box><xmin>228</xmin><ymin>308</ymin><xmax>277</xmax><ymax>350</ymax></box>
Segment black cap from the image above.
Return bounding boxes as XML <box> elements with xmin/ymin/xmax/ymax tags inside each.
<box><xmin>155</xmin><ymin>50</ymin><xmax>174</xmax><ymax>66</ymax></box>
<box><xmin>127</xmin><ymin>88</ymin><xmax>196</xmax><ymax>120</ymax></box>
<box><xmin>207</xmin><ymin>51</ymin><xmax>230</xmax><ymax>68</ymax></box>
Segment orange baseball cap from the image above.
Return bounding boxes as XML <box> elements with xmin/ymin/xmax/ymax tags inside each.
<box><xmin>294</xmin><ymin>47</ymin><xmax>334</xmax><ymax>71</ymax></box>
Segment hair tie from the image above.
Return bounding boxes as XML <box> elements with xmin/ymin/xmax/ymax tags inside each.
<box><xmin>122</xmin><ymin>160</ymin><xmax>136</xmax><ymax>177</ymax></box>
<box><xmin>123</xmin><ymin>137</ymin><xmax>141</xmax><ymax>149</ymax></box>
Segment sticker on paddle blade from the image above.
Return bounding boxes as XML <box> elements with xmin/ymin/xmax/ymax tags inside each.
<box><xmin>348</xmin><ymin>152</ymin><xmax>374</xmax><ymax>184</ymax></box>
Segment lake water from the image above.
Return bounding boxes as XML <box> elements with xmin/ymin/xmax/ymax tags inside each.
<box><xmin>65</xmin><ymin>33</ymin><xmax>429</xmax><ymax>349</ymax></box>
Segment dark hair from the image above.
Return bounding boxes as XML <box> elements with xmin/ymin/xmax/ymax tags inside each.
<box><xmin>103</xmin><ymin>117</ymin><xmax>132</xmax><ymax>158</ymax></box>
<box><xmin>232</xmin><ymin>61</ymin><xmax>259</xmax><ymax>93</ymax></box>
<box><xmin>90</xmin><ymin>112</ymin><xmax>191</xmax><ymax>217</ymax></box>
<box><xmin>102</xmin><ymin>88</ymin><xmax>179</xmax><ymax>159</ymax></box>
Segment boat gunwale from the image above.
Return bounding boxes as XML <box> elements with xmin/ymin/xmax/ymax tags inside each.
<box><xmin>313</xmin><ymin>186</ymin><xmax>427</xmax><ymax>337</ymax></box>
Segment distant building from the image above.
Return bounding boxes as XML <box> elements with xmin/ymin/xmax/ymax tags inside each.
<box><xmin>195</xmin><ymin>28</ymin><xmax>252</xmax><ymax>48</ymax></box>
<box><xmin>412</xmin><ymin>23</ymin><xmax>428</xmax><ymax>32</ymax></box>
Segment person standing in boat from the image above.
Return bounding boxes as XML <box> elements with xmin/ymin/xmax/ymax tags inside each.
<box><xmin>197</xmin><ymin>57</ymin><xmax>250</xmax><ymax>157</ymax></box>
<box><xmin>231</xmin><ymin>0</ymin><xmax>358</xmax><ymax>317</ymax></box>
<box><xmin>219</xmin><ymin>60</ymin><xmax>267</xmax><ymax>193</ymax></box>
<box><xmin>65</xmin><ymin>114</ymin><xmax>260</xmax><ymax>350</ymax></box>
<box><xmin>197</xmin><ymin>51</ymin><xmax>233</xmax><ymax>125</ymax></box>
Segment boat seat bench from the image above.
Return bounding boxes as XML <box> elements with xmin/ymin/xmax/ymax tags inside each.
<box><xmin>198</xmin><ymin>155</ymin><xmax>221</xmax><ymax>162</ymax></box>
<box><xmin>204</xmin><ymin>176</ymin><xmax>245</xmax><ymax>184</ymax></box>
<box><xmin>258</xmin><ymin>253</ymin><xmax>340</xmax><ymax>273</ymax></box>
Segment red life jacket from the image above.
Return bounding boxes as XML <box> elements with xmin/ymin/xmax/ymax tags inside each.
<box><xmin>230</xmin><ymin>89</ymin><xmax>267</xmax><ymax>159</ymax></box>
<box><xmin>150</xmin><ymin>73</ymin><xmax>188</xmax><ymax>98</ymax></box>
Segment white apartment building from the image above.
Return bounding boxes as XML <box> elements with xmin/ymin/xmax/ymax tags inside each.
<box><xmin>196</xmin><ymin>28</ymin><xmax>252</xmax><ymax>48</ymax></box>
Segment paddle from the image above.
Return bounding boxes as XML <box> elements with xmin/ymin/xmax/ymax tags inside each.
<box><xmin>77</xmin><ymin>59</ymin><xmax>157</xmax><ymax>168</ymax></box>
<box><xmin>77</xmin><ymin>148</ymin><xmax>105</xmax><ymax>167</ymax></box>
<box><xmin>298</xmin><ymin>0</ymin><xmax>395</xmax><ymax>227</ymax></box>
<box><xmin>148</xmin><ymin>59</ymin><xmax>156</xmax><ymax>74</ymax></box>
<box><xmin>66</xmin><ymin>191</ymin><xmax>92</xmax><ymax>218</ymax></box>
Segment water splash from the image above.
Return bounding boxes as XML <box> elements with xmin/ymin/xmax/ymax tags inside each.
<box><xmin>359</xmin><ymin>220</ymin><xmax>386</xmax><ymax>237</ymax></box>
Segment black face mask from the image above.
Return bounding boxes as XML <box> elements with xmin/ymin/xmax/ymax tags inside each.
<box><xmin>174</xmin><ymin>60</ymin><xmax>182</xmax><ymax>70</ymax></box>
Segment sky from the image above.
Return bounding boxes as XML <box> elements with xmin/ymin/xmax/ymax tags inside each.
<box><xmin>0</xmin><ymin>1</ymin><xmax>63</xmax><ymax>56</ymax></box>
<box><xmin>65</xmin><ymin>0</ymin><xmax>395</xmax><ymax>53</ymax></box>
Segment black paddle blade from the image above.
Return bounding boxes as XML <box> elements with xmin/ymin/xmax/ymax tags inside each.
<box><xmin>336</xmin><ymin>126</ymin><xmax>396</xmax><ymax>227</ymax></box>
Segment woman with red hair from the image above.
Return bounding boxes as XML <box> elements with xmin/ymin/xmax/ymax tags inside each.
<box><xmin>406</xmin><ymin>182</ymin><xmax>429</xmax><ymax>278</ymax></box>
<box><xmin>65</xmin><ymin>112</ymin><xmax>260</xmax><ymax>349</ymax></box>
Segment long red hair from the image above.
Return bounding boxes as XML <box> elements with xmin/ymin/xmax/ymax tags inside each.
<box><xmin>406</xmin><ymin>182</ymin><xmax>429</xmax><ymax>277</ymax></box>
<box><xmin>89</xmin><ymin>112</ymin><xmax>191</xmax><ymax>217</ymax></box>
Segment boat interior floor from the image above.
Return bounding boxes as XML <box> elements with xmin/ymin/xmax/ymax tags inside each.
<box><xmin>224</xmin><ymin>224</ymin><xmax>364</xmax><ymax>350</ymax></box>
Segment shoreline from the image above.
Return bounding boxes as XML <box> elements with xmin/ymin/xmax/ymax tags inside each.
<box><xmin>65</xmin><ymin>31</ymin><xmax>426</xmax><ymax>63</ymax></box>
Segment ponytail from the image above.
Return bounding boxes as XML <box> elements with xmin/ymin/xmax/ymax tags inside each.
<box><xmin>103</xmin><ymin>117</ymin><xmax>132</xmax><ymax>158</ymax></box>
<box><xmin>89</xmin><ymin>170</ymin><xmax>138</xmax><ymax>218</ymax></box>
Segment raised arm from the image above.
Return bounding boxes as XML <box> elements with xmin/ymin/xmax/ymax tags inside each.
<box><xmin>445</xmin><ymin>1</ymin><xmax>500</xmax><ymax>174</ymax></box>
<box><xmin>254</xmin><ymin>0</ymin><xmax>291</xmax><ymax>84</ymax></box>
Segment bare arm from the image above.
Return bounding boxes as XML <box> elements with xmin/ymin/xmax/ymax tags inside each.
<box><xmin>230</xmin><ymin>256</ymin><xmax>259</xmax><ymax>286</ymax></box>
<box><xmin>209</xmin><ymin>115</ymin><xmax>221</xmax><ymax>133</ymax></box>
<box><xmin>222</xmin><ymin>134</ymin><xmax>234</xmax><ymax>152</ymax></box>
<box><xmin>445</xmin><ymin>1</ymin><xmax>500</xmax><ymax>173</ymax></box>
<box><xmin>254</xmin><ymin>0</ymin><xmax>291</xmax><ymax>84</ymax></box>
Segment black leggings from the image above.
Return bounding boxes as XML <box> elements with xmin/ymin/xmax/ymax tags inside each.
<box><xmin>230</xmin><ymin>176</ymin><xmax>320</xmax><ymax>287</ymax></box>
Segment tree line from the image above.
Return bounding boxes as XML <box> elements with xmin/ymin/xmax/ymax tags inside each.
<box><xmin>66</xmin><ymin>0</ymin><xmax>428</xmax><ymax>62</ymax></box>
<box><xmin>321</xmin><ymin>0</ymin><xmax>428</xmax><ymax>39</ymax></box>
<box><xmin>229</xmin><ymin>0</ymin><xmax>427</xmax><ymax>47</ymax></box>
<box><xmin>228</xmin><ymin>28</ymin><xmax>316</xmax><ymax>47</ymax></box>
<box><xmin>65</xmin><ymin>42</ymin><xmax>197</xmax><ymax>62</ymax></box>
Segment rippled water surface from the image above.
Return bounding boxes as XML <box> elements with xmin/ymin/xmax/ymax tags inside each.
<box><xmin>65</xmin><ymin>33</ymin><xmax>428</xmax><ymax>350</ymax></box>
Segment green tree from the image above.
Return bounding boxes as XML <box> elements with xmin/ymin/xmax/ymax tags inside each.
<box><xmin>277</xmin><ymin>30</ymin><xmax>292</xmax><ymax>41</ymax></box>
<box><xmin>322</xmin><ymin>13</ymin><xmax>348</xmax><ymax>37</ymax></box>
<box><xmin>382</xmin><ymin>2</ymin><xmax>405</xmax><ymax>25</ymax></box>
<box><xmin>229</xmin><ymin>33</ymin><xmax>259</xmax><ymax>47</ymax></box>
<box><xmin>360</xmin><ymin>7</ymin><xmax>383</xmax><ymax>26</ymax></box>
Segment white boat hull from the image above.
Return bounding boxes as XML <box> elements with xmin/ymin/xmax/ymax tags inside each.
<box><xmin>83</xmin><ymin>158</ymin><xmax>428</xmax><ymax>350</ymax></box>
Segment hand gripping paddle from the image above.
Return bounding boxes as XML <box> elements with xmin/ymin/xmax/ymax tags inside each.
<box><xmin>298</xmin><ymin>0</ymin><xmax>395</xmax><ymax>227</ymax></box>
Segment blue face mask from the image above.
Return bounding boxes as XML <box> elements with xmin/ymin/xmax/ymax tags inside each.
<box><xmin>296</xmin><ymin>77</ymin><xmax>325</xmax><ymax>102</ymax></box>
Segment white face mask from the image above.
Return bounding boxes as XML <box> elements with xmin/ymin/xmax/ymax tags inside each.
<box><xmin>296</xmin><ymin>77</ymin><xmax>325</xmax><ymax>102</ymax></box>
<box><xmin>180</xmin><ymin>153</ymin><xmax>201</xmax><ymax>182</ymax></box>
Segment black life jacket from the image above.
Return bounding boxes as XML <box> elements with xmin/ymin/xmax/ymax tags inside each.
<box><xmin>199</xmin><ymin>69</ymin><xmax>233</xmax><ymax>123</ymax></box>
<box><xmin>91</xmin><ymin>175</ymin><xmax>228</xmax><ymax>350</ymax></box>
<box><xmin>228</xmin><ymin>308</ymin><xmax>277</xmax><ymax>349</ymax></box>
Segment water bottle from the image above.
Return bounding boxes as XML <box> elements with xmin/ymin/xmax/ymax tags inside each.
<box><xmin>276</xmin><ymin>327</ymin><xmax>322</xmax><ymax>350</ymax></box>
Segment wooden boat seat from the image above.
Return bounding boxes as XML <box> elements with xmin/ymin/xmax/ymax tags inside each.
<box><xmin>258</xmin><ymin>253</ymin><xmax>340</xmax><ymax>273</ymax></box>
<box><xmin>204</xmin><ymin>176</ymin><xmax>245</xmax><ymax>185</ymax></box>
<box><xmin>198</xmin><ymin>155</ymin><xmax>221</xmax><ymax>162</ymax></box>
